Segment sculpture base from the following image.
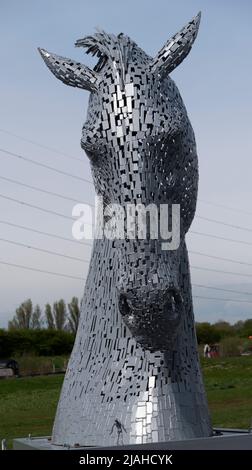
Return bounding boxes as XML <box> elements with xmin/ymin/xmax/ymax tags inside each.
<box><xmin>13</xmin><ymin>429</ymin><xmax>252</xmax><ymax>450</ymax></box>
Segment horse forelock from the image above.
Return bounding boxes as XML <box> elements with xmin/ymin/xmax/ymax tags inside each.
<box><xmin>75</xmin><ymin>31</ymin><xmax>150</xmax><ymax>76</ymax></box>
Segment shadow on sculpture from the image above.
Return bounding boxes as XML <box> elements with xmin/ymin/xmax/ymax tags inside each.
<box><xmin>38</xmin><ymin>11</ymin><xmax>212</xmax><ymax>446</ymax></box>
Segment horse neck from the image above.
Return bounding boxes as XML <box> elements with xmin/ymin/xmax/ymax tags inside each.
<box><xmin>57</xmin><ymin>237</ymin><xmax>211</xmax><ymax>444</ymax></box>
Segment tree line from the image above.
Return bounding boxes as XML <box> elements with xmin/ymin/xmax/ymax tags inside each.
<box><xmin>0</xmin><ymin>329</ymin><xmax>74</xmax><ymax>357</ymax></box>
<box><xmin>1</xmin><ymin>299</ymin><xmax>252</xmax><ymax>358</ymax></box>
<box><xmin>196</xmin><ymin>319</ymin><xmax>252</xmax><ymax>344</ymax></box>
<box><xmin>7</xmin><ymin>298</ymin><xmax>252</xmax><ymax>344</ymax></box>
<box><xmin>8</xmin><ymin>297</ymin><xmax>80</xmax><ymax>335</ymax></box>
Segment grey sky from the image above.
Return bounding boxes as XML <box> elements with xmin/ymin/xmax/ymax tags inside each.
<box><xmin>1</xmin><ymin>0</ymin><xmax>252</xmax><ymax>327</ymax></box>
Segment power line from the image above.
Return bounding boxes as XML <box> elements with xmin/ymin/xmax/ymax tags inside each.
<box><xmin>1</xmin><ymin>234</ymin><xmax>251</xmax><ymax>298</ymax></box>
<box><xmin>2</xmin><ymin>147</ymin><xmax>252</xmax><ymax>235</ymax></box>
<box><xmin>190</xmin><ymin>230</ymin><xmax>252</xmax><ymax>247</ymax></box>
<box><xmin>0</xmin><ymin>128</ymin><xmax>250</xmax><ymax>219</ymax></box>
<box><xmin>6</xmin><ymin>175</ymin><xmax>252</xmax><ymax>240</ymax></box>
<box><xmin>0</xmin><ymin>128</ymin><xmax>84</xmax><ymax>163</ymax></box>
<box><xmin>0</xmin><ymin>220</ymin><xmax>93</xmax><ymax>247</ymax></box>
<box><xmin>5</xmin><ymin>176</ymin><xmax>252</xmax><ymax>239</ymax></box>
<box><xmin>1</xmin><ymin>189</ymin><xmax>252</xmax><ymax>245</ymax></box>
<box><xmin>1</xmin><ymin>230</ymin><xmax>252</xmax><ymax>294</ymax></box>
<box><xmin>0</xmin><ymin>148</ymin><xmax>93</xmax><ymax>185</ymax></box>
<box><xmin>198</xmin><ymin>199</ymin><xmax>252</xmax><ymax>217</ymax></box>
<box><xmin>2</xmin><ymin>182</ymin><xmax>252</xmax><ymax>276</ymax></box>
<box><xmin>1</xmin><ymin>236</ymin><xmax>252</xmax><ymax>289</ymax></box>
<box><xmin>197</xmin><ymin>215</ymin><xmax>252</xmax><ymax>233</ymax></box>
<box><xmin>194</xmin><ymin>295</ymin><xmax>252</xmax><ymax>304</ymax></box>
<box><xmin>0</xmin><ymin>193</ymin><xmax>73</xmax><ymax>221</ymax></box>
<box><xmin>1</xmin><ymin>258</ymin><xmax>252</xmax><ymax>304</ymax></box>
<box><xmin>0</xmin><ymin>193</ymin><xmax>93</xmax><ymax>226</ymax></box>
<box><xmin>2</xmin><ymin>173</ymin><xmax>252</xmax><ymax>239</ymax></box>
<box><xmin>192</xmin><ymin>283</ymin><xmax>252</xmax><ymax>297</ymax></box>
<box><xmin>191</xmin><ymin>265</ymin><xmax>252</xmax><ymax>279</ymax></box>
<box><xmin>0</xmin><ymin>259</ymin><xmax>85</xmax><ymax>281</ymax></box>
<box><xmin>0</xmin><ymin>175</ymin><xmax>90</xmax><ymax>205</ymax></box>
<box><xmin>0</xmin><ymin>237</ymin><xmax>90</xmax><ymax>263</ymax></box>
<box><xmin>1</xmin><ymin>255</ymin><xmax>252</xmax><ymax>304</ymax></box>
<box><xmin>189</xmin><ymin>250</ymin><xmax>252</xmax><ymax>268</ymax></box>
<box><xmin>0</xmin><ymin>141</ymin><xmax>251</xmax><ymax>225</ymax></box>
<box><xmin>1</xmin><ymin>218</ymin><xmax>252</xmax><ymax>268</ymax></box>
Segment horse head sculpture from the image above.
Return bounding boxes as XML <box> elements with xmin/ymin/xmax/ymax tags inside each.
<box><xmin>39</xmin><ymin>12</ymin><xmax>212</xmax><ymax>446</ymax></box>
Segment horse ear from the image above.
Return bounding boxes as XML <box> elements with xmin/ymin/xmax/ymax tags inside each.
<box><xmin>150</xmin><ymin>12</ymin><xmax>201</xmax><ymax>76</ymax></box>
<box><xmin>38</xmin><ymin>48</ymin><xmax>98</xmax><ymax>92</ymax></box>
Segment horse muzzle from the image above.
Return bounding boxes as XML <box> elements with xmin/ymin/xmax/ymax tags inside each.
<box><xmin>118</xmin><ymin>287</ymin><xmax>184</xmax><ymax>351</ymax></box>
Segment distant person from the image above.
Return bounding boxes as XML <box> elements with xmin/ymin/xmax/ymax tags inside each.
<box><xmin>203</xmin><ymin>343</ymin><xmax>211</xmax><ymax>358</ymax></box>
<box><xmin>110</xmin><ymin>419</ymin><xmax>127</xmax><ymax>445</ymax></box>
<box><xmin>210</xmin><ymin>344</ymin><xmax>219</xmax><ymax>358</ymax></box>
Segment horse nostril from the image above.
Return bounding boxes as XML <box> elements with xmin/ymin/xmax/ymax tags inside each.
<box><xmin>119</xmin><ymin>294</ymin><xmax>131</xmax><ymax>317</ymax></box>
<box><xmin>165</xmin><ymin>289</ymin><xmax>183</xmax><ymax>312</ymax></box>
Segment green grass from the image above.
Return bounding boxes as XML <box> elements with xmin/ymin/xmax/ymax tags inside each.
<box><xmin>202</xmin><ymin>356</ymin><xmax>252</xmax><ymax>429</ymax></box>
<box><xmin>0</xmin><ymin>375</ymin><xmax>63</xmax><ymax>448</ymax></box>
<box><xmin>0</xmin><ymin>356</ymin><xmax>252</xmax><ymax>448</ymax></box>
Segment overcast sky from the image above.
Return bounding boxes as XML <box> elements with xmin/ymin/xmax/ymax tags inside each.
<box><xmin>0</xmin><ymin>0</ymin><xmax>252</xmax><ymax>327</ymax></box>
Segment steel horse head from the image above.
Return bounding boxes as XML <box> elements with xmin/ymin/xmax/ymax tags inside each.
<box><xmin>39</xmin><ymin>12</ymin><xmax>212</xmax><ymax>446</ymax></box>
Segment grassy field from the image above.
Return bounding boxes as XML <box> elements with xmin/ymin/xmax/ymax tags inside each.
<box><xmin>202</xmin><ymin>356</ymin><xmax>252</xmax><ymax>429</ymax></box>
<box><xmin>0</xmin><ymin>375</ymin><xmax>63</xmax><ymax>448</ymax></box>
<box><xmin>0</xmin><ymin>356</ymin><xmax>252</xmax><ymax>448</ymax></box>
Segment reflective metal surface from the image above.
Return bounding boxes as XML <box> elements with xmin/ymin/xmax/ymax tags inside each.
<box><xmin>39</xmin><ymin>12</ymin><xmax>212</xmax><ymax>446</ymax></box>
